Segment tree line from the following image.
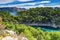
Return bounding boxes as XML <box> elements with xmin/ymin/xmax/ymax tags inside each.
<box><xmin>0</xmin><ymin>7</ymin><xmax>60</xmax><ymax>25</ymax></box>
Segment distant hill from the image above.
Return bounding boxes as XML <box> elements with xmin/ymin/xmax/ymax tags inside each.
<box><xmin>0</xmin><ymin>7</ymin><xmax>26</xmax><ymax>12</ymax></box>
<box><xmin>0</xmin><ymin>7</ymin><xmax>27</xmax><ymax>16</ymax></box>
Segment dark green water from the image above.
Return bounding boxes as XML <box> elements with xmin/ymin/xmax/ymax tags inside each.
<box><xmin>33</xmin><ymin>26</ymin><xmax>60</xmax><ymax>32</ymax></box>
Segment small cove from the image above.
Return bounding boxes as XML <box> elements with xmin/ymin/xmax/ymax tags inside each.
<box><xmin>9</xmin><ymin>11</ymin><xmax>60</xmax><ymax>32</ymax></box>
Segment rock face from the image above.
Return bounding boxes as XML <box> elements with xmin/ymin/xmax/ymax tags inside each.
<box><xmin>18</xmin><ymin>36</ymin><xmax>28</xmax><ymax>40</ymax></box>
<box><xmin>2</xmin><ymin>36</ymin><xmax>28</xmax><ymax>40</ymax></box>
<box><xmin>21</xmin><ymin>37</ymin><xmax>28</xmax><ymax>40</ymax></box>
<box><xmin>5</xmin><ymin>30</ymin><xmax>16</xmax><ymax>35</ymax></box>
<box><xmin>2</xmin><ymin>36</ymin><xmax>18</xmax><ymax>40</ymax></box>
<box><xmin>0</xmin><ymin>30</ymin><xmax>28</xmax><ymax>40</ymax></box>
<box><xmin>0</xmin><ymin>30</ymin><xmax>18</xmax><ymax>40</ymax></box>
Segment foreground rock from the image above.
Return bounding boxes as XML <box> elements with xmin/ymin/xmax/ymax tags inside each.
<box><xmin>2</xmin><ymin>36</ymin><xmax>18</xmax><ymax>40</ymax></box>
<box><xmin>0</xmin><ymin>30</ymin><xmax>28</xmax><ymax>40</ymax></box>
<box><xmin>18</xmin><ymin>34</ymin><xmax>28</xmax><ymax>40</ymax></box>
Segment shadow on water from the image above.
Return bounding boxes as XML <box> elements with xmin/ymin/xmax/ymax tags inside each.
<box><xmin>32</xmin><ymin>26</ymin><xmax>60</xmax><ymax>32</ymax></box>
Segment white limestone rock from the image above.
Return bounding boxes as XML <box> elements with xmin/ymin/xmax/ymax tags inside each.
<box><xmin>2</xmin><ymin>36</ymin><xmax>18</xmax><ymax>40</ymax></box>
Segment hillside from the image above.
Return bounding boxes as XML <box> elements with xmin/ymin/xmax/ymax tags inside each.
<box><xmin>0</xmin><ymin>7</ymin><xmax>26</xmax><ymax>12</ymax></box>
<box><xmin>0</xmin><ymin>7</ymin><xmax>60</xmax><ymax>40</ymax></box>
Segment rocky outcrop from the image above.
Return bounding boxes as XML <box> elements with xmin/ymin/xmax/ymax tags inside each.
<box><xmin>18</xmin><ymin>34</ymin><xmax>28</xmax><ymax>40</ymax></box>
<box><xmin>2</xmin><ymin>36</ymin><xmax>18</xmax><ymax>40</ymax></box>
<box><xmin>0</xmin><ymin>30</ymin><xmax>28</xmax><ymax>40</ymax></box>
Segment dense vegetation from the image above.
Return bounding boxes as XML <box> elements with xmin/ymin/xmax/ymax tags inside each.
<box><xmin>0</xmin><ymin>7</ymin><xmax>60</xmax><ymax>25</ymax></box>
<box><xmin>17</xmin><ymin>7</ymin><xmax>60</xmax><ymax>25</ymax></box>
<box><xmin>0</xmin><ymin>7</ymin><xmax>60</xmax><ymax>40</ymax></box>
<box><xmin>2</xmin><ymin>22</ymin><xmax>60</xmax><ymax>40</ymax></box>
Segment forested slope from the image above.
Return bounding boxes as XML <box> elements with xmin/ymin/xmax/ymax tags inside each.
<box><xmin>0</xmin><ymin>7</ymin><xmax>60</xmax><ymax>25</ymax></box>
<box><xmin>0</xmin><ymin>7</ymin><xmax>60</xmax><ymax>40</ymax></box>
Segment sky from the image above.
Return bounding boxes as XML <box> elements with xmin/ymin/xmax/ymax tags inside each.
<box><xmin>0</xmin><ymin>0</ymin><xmax>60</xmax><ymax>9</ymax></box>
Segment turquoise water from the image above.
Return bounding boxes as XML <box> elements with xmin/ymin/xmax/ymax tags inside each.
<box><xmin>33</xmin><ymin>26</ymin><xmax>60</xmax><ymax>32</ymax></box>
<box><xmin>41</xmin><ymin>27</ymin><xmax>60</xmax><ymax>32</ymax></box>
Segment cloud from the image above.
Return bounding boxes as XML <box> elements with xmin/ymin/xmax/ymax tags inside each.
<box><xmin>40</xmin><ymin>1</ymin><xmax>51</xmax><ymax>3</ymax></box>
<box><xmin>45</xmin><ymin>5</ymin><xmax>60</xmax><ymax>7</ymax></box>
<box><xmin>17</xmin><ymin>5</ymin><xmax>44</xmax><ymax>9</ymax></box>
<box><xmin>0</xmin><ymin>0</ymin><xmax>15</xmax><ymax>4</ymax></box>
<box><xmin>0</xmin><ymin>1</ymin><xmax>45</xmax><ymax>9</ymax></box>
<box><xmin>0</xmin><ymin>0</ymin><xmax>59</xmax><ymax>9</ymax></box>
<box><xmin>0</xmin><ymin>4</ymin><xmax>44</xmax><ymax>9</ymax></box>
<box><xmin>17</xmin><ymin>0</ymin><xmax>34</xmax><ymax>2</ymax></box>
<box><xmin>19</xmin><ymin>2</ymin><xmax>36</xmax><ymax>5</ymax></box>
<box><xmin>15</xmin><ymin>2</ymin><xmax>44</xmax><ymax>6</ymax></box>
<box><xmin>0</xmin><ymin>3</ymin><xmax>60</xmax><ymax>9</ymax></box>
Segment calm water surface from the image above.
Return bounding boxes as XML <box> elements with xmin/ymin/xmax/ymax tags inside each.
<box><xmin>33</xmin><ymin>26</ymin><xmax>60</xmax><ymax>32</ymax></box>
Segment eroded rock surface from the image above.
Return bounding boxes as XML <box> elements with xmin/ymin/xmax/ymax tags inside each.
<box><xmin>2</xmin><ymin>36</ymin><xmax>18</xmax><ymax>40</ymax></box>
<box><xmin>0</xmin><ymin>30</ymin><xmax>28</xmax><ymax>40</ymax></box>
